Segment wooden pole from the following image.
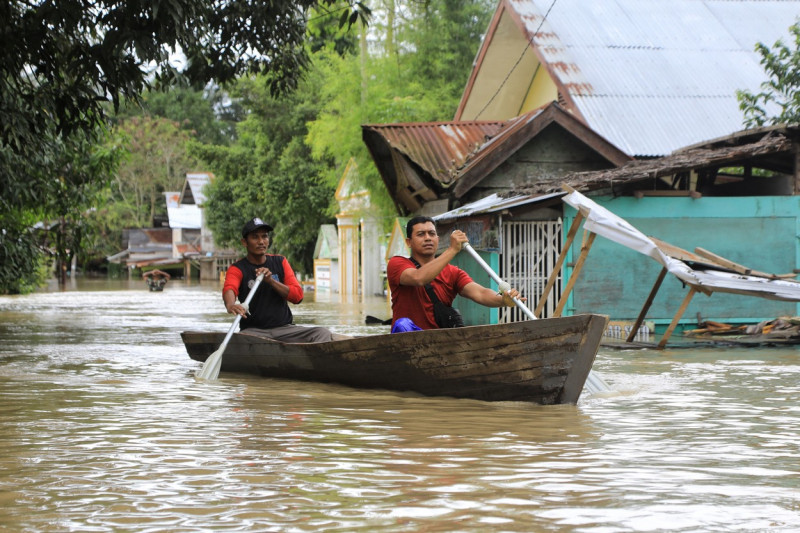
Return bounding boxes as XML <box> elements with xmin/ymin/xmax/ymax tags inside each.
<box><xmin>553</xmin><ymin>230</ymin><xmax>596</xmax><ymax>317</ymax></box>
<box><xmin>658</xmin><ymin>286</ymin><xmax>698</xmax><ymax>349</ymax></box>
<box><xmin>626</xmin><ymin>266</ymin><xmax>668</xmax><ymax>343</ymax></box>
<box><xmin>534</xmin><ymin>211</ymin><xmax>585</xmax><ymax>318</ymax></box>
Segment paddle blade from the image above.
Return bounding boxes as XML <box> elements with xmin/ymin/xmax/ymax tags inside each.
<box><xmin>583</xmin><ymin>370</ymin><xmax>611</xmax><ymax>394</ymax></box>
<box><xmin>196</xmin><ymin>347</ymin><xmax>224</xmax><ymax>380</ymax></box>
<box><xmin>365</xmin><ymin>315</ymin><xmax>392</xmax><ymax>325</ymax></box>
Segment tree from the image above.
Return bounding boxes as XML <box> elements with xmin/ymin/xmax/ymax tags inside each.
<box><xmin>306</xmin><ymin>0</ymin><xmax>494</xmax><ymax>219</ymax></box>
<box><xmin>2</xmin><ymin>0</ymin><xmax>369</xmax><ymax>150</ymax></box>
<box><xmin>738</xmin><ymin>22</ymin><xmax>800</xmax><ymax>127</ymax></box>
<box><xmin>116</xmin><ymin>87</ymin><xmax>243</xmax><ymax>146</ymax></box>
<box><xmin>0</xmin><ymin>0</ymin><xmax>368</xmax><ymax>292</ymax></box>
<box><xmin>0</xmin><ymin>126</ymin><xmax>123</xmax><ymax>293</ymax></box>
<box><xmin>45</xmin><ymin>134</ymin><xmax>124</xmax><ymax>284</ymax></box>
<box><xmin>195</xmin><ymin>73</ymin><xmax>337</xmax><ymax>274</ymax></box>
<box><xmin>114</xmin><ymin>117</ymin><xmax>202</xmax><ymax>226</ymax></box>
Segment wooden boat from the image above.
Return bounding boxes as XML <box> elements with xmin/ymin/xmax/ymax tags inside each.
<box><xmin>181</xmin><ymin>313</ymin><xmax>608</xmax><ymax>405</ymax></box>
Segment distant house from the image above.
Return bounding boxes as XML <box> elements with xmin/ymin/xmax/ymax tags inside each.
<box><xmin>107</xmin><ymin>172</ymin><xmax>235</xmax><ymax>279</ymax></box>
<box><xmin>106</xmin><ymin>228</ymin><xmax>175</xmax><ymax>272</ymax></box>
<box><xmin>386</xmin><ymin>218</ymin><xmax>410</xmax><ymax>260</ymax></box>
<box><xmin>334</xmin><ymin>158</ymin><xmax>384</xmax><ymax>297</ymax></box>
<box><xmin>313</xmin><ymin>224</ymin><xmax>339</xmax><ymax>293</ymax></box>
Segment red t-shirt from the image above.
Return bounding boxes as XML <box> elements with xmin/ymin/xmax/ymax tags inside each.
<box><xmin>386</xmin><ymin>256</ymin><xmax>473</xmax><ymax>329</ymax></box>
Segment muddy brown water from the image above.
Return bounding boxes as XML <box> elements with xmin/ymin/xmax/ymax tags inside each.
<box><xmin>1</xmin><ymin>279</ymin><xmax>799</xmax><ymax>531</ymax></box>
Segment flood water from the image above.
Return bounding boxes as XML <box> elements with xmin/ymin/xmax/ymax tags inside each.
<box><xmin>1</xmin><ymin>278</ymin><xmax>800</xmax><ymax>532</ymax></box>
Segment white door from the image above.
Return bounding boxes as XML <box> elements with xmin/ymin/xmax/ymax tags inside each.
<box><xmin>500</xmin><ymin>219</ymin><xmax>562</xmax><ymax>322</ymax></box>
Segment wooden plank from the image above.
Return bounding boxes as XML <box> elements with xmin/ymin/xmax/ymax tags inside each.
<box><xmin>534</xmin><ymin>211</ymin><xmax>585</xmax><ymax>318</ymax></box>
<box><xmin>694</xmin><ymin>247</ymin><xmax>797</xmax><ymax>279</ymax></box>
<box><xmin>693</xmin><ymin>247</ymin><xmax>751</xmax><ymax>275</ymax></box>
<box><xmin>554</xmin><ymin>231</ymin><xmax>596</xmax><ymax>317</ymax></box>
<box><xmin>658</xmin><ymin>287</ymin><xmax>697</xmax><ymax>348</ymax></box>
<box><xmin>627</xmin><ymin>266</ymin><xmax>667</xmax><ymax>343</ymax></box>
<box><xmin>633</xmin><ymin>190</ymin><xmax>702</xmax><ymax>198</ymax></box>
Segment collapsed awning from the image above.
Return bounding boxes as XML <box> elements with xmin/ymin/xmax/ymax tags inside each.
<box><xmin>560</xmin><ymin>188</ymin><xmax>800</xmax><ymax>347</ymax></box>
<box><xmin>562</xmin><ymin>189</ymin><xmax>800</xmax><ymax>301</ymax></box>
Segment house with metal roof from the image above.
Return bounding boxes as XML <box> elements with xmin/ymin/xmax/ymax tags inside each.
<box><xmin>362</xmin><ymin>0</ymin><xmax>800</xmax><ymax>333</ymax></box>
<box><xmin>432</xmin><ymin>125</ymin><xmax>800</xmax><ymax>336</ymax></box>
<box><xmin>363</xmin><ymin>101</ymin><xmax>630</xmax><ymax>215</ymax></box>
<box><xmin>456</xmin><ymin>0</ymin><xmax>800</xmax><ymax>157</ymax></box>
<box><xmin>106</xmin><ymin>172</ymin><xmax>237</xmax><ymax>280</ymax></box>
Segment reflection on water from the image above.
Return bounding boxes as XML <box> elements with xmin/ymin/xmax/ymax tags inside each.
<box><xmin>1</xmin><ymin>279</ymin><xmax>800</xmax><ymax>531</ymax></box>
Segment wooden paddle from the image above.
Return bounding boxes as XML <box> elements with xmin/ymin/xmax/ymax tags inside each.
<box><xmin>196</xmin><ymin>273</ymin><xmax>265</xmax><ymax>381</ymax></box>
<box><xmin>461</xmin><ymin>243</ymin><xmax>610</xmax><ymax>394</ymax></box>
<box><xmin>365</xmin><ymin>315</ymin><xmax>392</xmax><ymax>325</ymax></box>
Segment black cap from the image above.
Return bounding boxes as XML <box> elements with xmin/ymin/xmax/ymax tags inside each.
<box><xmin>241</xmin><ymin>217</ymin><xmax>274</xmax><ymax>238</ymax></box>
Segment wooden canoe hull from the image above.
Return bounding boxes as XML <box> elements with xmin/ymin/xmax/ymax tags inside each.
<box><xmin>181</xmin><ymin>313</ymin><xmax>608</xmax><ymax>404</ymax></box>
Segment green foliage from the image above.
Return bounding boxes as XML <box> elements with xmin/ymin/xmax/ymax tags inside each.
<box><xmin>0</xmin><ymin>0</ymin><xmax>369</xmax><ymax>290</ymax></box>
<box><xmin>195</xmin><ymin>0</ymin><xmax>495</xmax><ymax>268</ymax></box>
<box><xmin>0</xmin><ymin>126</ymin><xmax>123</xmax><ymax>292</ymax></box>
<box><xmin>738</xmin><ymin>21</ymin><xmax>800</xmax><ymax>127</ymax></box>
<box><xmin>195</xmin><ymin>74</ymin><xmax>336</xmax><ymax>274</ymax></box>
<box><xmin>0</xmin><ymin>214</ymin><xmax>48</xmax><ymax>294</ymax></box>
<box><xmin>2</xmin><ymin>0</ymin><xmax>370</xmax><ymax>147</ymax></box>
<box><xmin>46</xmin><ymin>130</ymin><xmax>125</xmax><ymax>283</ymax></box>
<box><xmin>396</xmin><ymin>0</ymin><xmax>495</xmax><ymax>108</ymax></box>
<box><xmin>116</xmin><ymin>87</ymin><xmax>242</xmax><ymax>146</ymax></box>
<box><xmin>72</xmin><ymin>115</ymin><xmax>203</xmax><ymax>266</ymax></box>
<box><xmin>114</xmin><ymin>116</ymin><xmax>202</xmax><ymax>225</ymax></box>
<box><xmin>305</xmin><ymin>0</ymin><xmax>494</xmax><ymax>223</ymax></box>
<box><xmin>307</xmin><ymin>1</ymin><xmax>360</xmax><ymax>56</ymax></box>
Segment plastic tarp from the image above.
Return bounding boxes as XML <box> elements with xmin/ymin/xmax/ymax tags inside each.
<box><xmin>562</xmin><ymin>190</ymin><xmax>800</xmax><ymax>302</ymax></box>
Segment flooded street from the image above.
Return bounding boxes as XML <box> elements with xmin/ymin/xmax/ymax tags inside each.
<box><xmin>1</xmin><ymin>279</ymin><xmax>800</xmax><ymax>531</ymax></box>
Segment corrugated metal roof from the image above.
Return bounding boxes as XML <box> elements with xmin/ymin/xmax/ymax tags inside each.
<box><xmin>506</xmin><ymin>0</ymin><xmax>799</xmax><ymax>156</ymax></box>
<box><xmin>362</xmin><ymin>121</ymin><xmax>504</xmax><ymax>184</ymax></box>
<box><xmin>183</xmin><ymin>172</ymin><xmax>212</xmax><ymax>205</ymax></box>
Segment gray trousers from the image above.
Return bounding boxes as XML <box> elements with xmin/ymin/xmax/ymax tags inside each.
<box><xmin>241</xmin><ymin>324</ymin><xmax>337</xmax><ymax>343</ymax></box>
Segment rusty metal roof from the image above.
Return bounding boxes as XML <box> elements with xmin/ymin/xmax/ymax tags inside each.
<box><xmin>492</xmin><ymin>0</ymin><xmax>800</xmax><ymax>156</ymax></box>
<box><xmin>362</xmin><ymin>120</ymin><xmax>505</xmax><ymax>185</ymax></box>
<box><xmin>364</xmin><ymin>103</ymin><xmax>631</xmax><ymax>206</ymax></box>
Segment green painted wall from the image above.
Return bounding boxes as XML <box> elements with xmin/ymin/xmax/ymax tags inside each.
<box><xmin>451</xmin><ymin>249</ymin><xmax>500</xmax><ymax>325</ymax></box>
<box><xmin>565</xmin><ymin>196</ymin><xmax>800</xmax><ymax>327</ymax></box>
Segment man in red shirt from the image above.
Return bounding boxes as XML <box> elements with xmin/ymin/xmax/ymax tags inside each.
<box><xmin>386</xmin><ymin>216</ymin><xmax>523</xmax><ymax>332</ymax></box>
<box><xmin>223</xmin><ymin>217</ymin><xmax>334</xmax><ymax>342</ymax></box>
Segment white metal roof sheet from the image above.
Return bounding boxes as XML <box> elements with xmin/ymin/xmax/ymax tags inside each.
<box><xmin>508</xmin><ymin>0</ymin><xmax>798</xmax><ymax>156</ymax></box>
<box><xmin>434</xmin><ymin>192</ymin><xmax>564</xmax><ymax>222</ymax></box>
